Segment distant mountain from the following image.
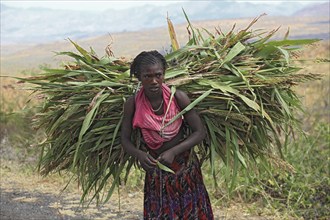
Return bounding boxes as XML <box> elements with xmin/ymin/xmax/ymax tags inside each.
<box><xmin>293</xmin><ymin>2</ymin><xmax>330</xmax><ymax>17</ymax></box>
<box><xmin>0</xmin><ymin>1</ymin><xmax>328</xmax><ymax>45</ymax></box>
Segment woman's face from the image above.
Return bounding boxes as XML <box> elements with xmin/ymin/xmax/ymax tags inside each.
<box><xmin>140</xmin><ymin>63</ymin><xmax>164</xmax><ymax>98</ymax></box>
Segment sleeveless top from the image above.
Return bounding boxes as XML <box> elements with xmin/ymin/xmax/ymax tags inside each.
<box><xmin>132</xmin><ymin>84</ymin><xmax>183</xmax><ymax>150</ymax></box>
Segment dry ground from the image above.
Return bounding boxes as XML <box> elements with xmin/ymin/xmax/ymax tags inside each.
<box><xmin>0</xmin><ymin>158</ymin><xmax>283</xmax><ymax>220</ymax></box>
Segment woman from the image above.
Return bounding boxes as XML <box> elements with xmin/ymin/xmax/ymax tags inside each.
<box><xmin>121</xmin><ymin>50</ymin><xmax>214</xmax><ymax>219</ymax></box>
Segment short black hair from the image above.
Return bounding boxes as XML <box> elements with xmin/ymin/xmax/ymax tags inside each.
<box><xmin>130</xmin><ymin>50</ymin><xmax>167</xmax><ymax>79</ymax></box>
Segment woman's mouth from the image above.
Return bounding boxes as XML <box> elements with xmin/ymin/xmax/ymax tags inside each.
<box><xmin>149</xmin><ymin>87</ymin><xmax>160</xmax><ymax>92</ymax></box>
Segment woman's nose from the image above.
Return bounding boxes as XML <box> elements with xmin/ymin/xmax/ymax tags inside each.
<box><xmin>151</xmin><ymin>77</ymin><xmax>158</xmax><ymax>84</ymax></box>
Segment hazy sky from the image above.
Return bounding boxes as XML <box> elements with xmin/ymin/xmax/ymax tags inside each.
<box><xmin>2</xmin><ymin>0</ymin><xmax>177</xmax><ymax>11</ymax></box>
<box><xmin>1</xmin><ymin>0</ymin><xmax>320</xmax><ymax>11</ymax></box>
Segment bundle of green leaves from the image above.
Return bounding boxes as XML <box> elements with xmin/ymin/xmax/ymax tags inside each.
<box><xmin>22</xmin><ymin>13</ymin><xmax>320</xmax><ymax>204</ymax></box>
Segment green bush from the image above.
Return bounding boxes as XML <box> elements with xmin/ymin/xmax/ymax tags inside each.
<box><xmin>0</xmin><ymin>107</ymin><xmax>43</xmax><ymax>164</ymax></box>
<box><xmin>203</xmin><ymin>122</ymin><xmax>329</xmax><ymax>219</ymax></box>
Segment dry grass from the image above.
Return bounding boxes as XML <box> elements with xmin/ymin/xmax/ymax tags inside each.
<box><xmin>293</xmin><ymin>41</ymin><xmax>330</xmax><ymax>126</ymax></box>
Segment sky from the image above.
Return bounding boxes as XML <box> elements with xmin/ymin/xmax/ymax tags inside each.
<box><xmin>2</xmin><ymin>0</ymin><xmax>179</xmax><ymax>11</ymax></box>
<box><xmin>1</xmin><ymin>0</ymin><xmax>320</xmax><ymax>11</ymax></box>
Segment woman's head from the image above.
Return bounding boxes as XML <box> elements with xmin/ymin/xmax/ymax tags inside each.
<box><xmin>131</xmin><ymin>50</ymin><xmax>167</xmax><ymax>97</ymax></box>
<box><xmin>130</xmin><ymin>50</ymin><xmax>167</xmax><ymax>80</ymax></box>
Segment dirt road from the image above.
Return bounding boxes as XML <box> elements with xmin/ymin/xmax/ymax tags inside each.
<box><xmin>1</xmin><ymin>159</ymin><xmax>273</xmax><ymax>220</ymax></box>
<box><xmin>1</xmin><ymin>159</ymin><xmax>146</xmax><ymax>220</ymax></box>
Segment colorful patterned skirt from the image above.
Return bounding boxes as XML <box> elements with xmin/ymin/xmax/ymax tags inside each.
<box><xmin>143</xmin><ymin>151</ymin><xmax>214</xmax><ymax>220</ymax></box>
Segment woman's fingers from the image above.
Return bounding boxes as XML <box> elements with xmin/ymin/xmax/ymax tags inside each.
<box><xmin>141</xmin><ymin>154</ymin><xmax>156</xmax><ymax>171</ymax></box>
<box><xmin>157</xmin><ymin>155</ymin><xmax>170</xmax><ymax>167</ymax></box>
<box><xmin>147</xmin><ymin>154</ymin><xmax>157</xmax><ymax>165</ymax></box>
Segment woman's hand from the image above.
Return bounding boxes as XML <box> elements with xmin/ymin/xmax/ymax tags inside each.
<box><xmin>137</xmin><ymin>151</ymin><xmax>157</xmax><ymax>172</ymax></box>
<box><xmin>157</xmin><ymin>149</ymin><xmax>176</xmax><ymax>167</ymax></box>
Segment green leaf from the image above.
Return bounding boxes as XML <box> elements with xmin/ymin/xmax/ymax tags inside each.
<box><xmin>157</xmin><ymin>161</ymin><xmax>175</xmax><ymax>174</ymax></box>
<box><xmin>266</xmin><ymin>39</ymin><xmax>320</xmax><ymax>47</ymax></box>
<box><xmin>204</xmin><ymin>117</ymin><xmax>217</xmax><ymax>176</ymax></box>
<box><xmin>163</xmin><ymin>89</ymin><xmax>212</xmax><ymax>128</ymax></box>
<box><xmin>73</xmin><ymin>90</ymin><xmax>109</xmax><ymax>168</ymax></box>
<box><xmin>165</xmin><ymin>68</ymin><xmax>187</xmax><ymax>79</ymax></box>
<box><xmin>68</xmin><ymin>38</ymin><xmax>92</xmax><ymax>63</ymax></box>
<box><xmin>221</xmin><ymin>41</ymin><xmax>245</xmax><ymax>64</ymax></box>
<box><xmin>276</xmin><ymin>46</ymin><xmax>290</xmax><ymax>64</ymax></box>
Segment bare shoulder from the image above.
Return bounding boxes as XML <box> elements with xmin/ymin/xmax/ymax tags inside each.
<box><xmin>123</xmin><ymin>95</ymin><xmax>135</xmax><ymax>114</ymax></box>
<box><xmin>174</xmin><ymin>88</ymin><xmax>204</xmax><ymax>131</ymax></box>
<box><xmin>125</xmin><ymin>95</ymin><xmax>135</xmax><ymax>105</ymax></box>
<box><xmin>174</xmin><ymin>89</ymin><xmax>191</xmax><ymax>110</ymax></box>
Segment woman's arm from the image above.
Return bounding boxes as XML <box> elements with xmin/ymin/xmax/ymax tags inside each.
<box><xmin>121</xmin><ymin>96</ymin><xmax>157</xmax><ymax>171</ymax></box>
<box><xmin>157</xmin><ymin>89</ymin><xmax>206</xmax><ymax>166</ymax></box>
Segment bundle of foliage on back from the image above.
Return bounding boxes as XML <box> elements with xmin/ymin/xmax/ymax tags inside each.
<box><xmin>22</xmin><ymin>13</ymin><xmax>320</xmax><ymax>204</ymax></box>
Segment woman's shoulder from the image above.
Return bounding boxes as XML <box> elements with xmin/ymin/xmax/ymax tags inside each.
<box><xmin>124</xmin><ymin>95</ymin><xmax>135</xmax><ymax>111</ymax></box>
<box><xmin>173</xmin><ymin>88</ymin><xmax>190</xmax><ymax>109</ymax></box>
<box><xmin>174</xmin><ymin>89</ymin><xmax>189</xmax><ymax>100</ymax></box>
<box><xmin>127</xmin><ymin>95</ymin><xmax>135</xmax><ymax>102</ymax></box>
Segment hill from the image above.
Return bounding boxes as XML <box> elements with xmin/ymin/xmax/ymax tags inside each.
<box><xmin>293</xmin><ymin>2</ymin><xmax>330</xmax><ymax>17</ymax></box>
<box><xmin>1</xmin><ymin>1</ymin><xmax>328</xmax><ymax>45</ymax></box>
<box><xmin>1</xmin><ymin>15</ymin><xmax>329</xmax><ymax>76</ymax></box>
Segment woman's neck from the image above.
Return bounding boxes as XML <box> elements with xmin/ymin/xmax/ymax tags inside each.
<box><xmin>146</xmin><ymin>93</ymin><xmax>164</xmax><ymax>115</ymax></box>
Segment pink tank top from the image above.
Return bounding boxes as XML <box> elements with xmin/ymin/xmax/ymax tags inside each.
<box><xmin>133</xmin><ymin>84</ymin><xmax>183</xmax><ymax>150</ymax></box>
